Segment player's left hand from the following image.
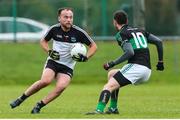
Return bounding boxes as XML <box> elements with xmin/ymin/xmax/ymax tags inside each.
<box><xmin>103</xmin><ymin>61</ymin><xmax>115</xmax><ymax>70</ymax></box>
<box><xmin>156</xmin><ymin>61</ymin><xmax>164</xmax><ymax>71</ymax></box>
<box><xmin>72</xmin><ymin>53</ymin><xmax>88</xmax><ymax>62</ymax></box>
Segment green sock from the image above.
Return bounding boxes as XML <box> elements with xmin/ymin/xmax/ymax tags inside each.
<box><xmin>109</xmin><ymin>89</ymin><xmax>119</xmax><ymax>109</ymax></box>
<box><xmin>96</xmin><ymin>90</ymin><xmax>111</xmax><ymax>112</ymax></box>
<box><xmin>96</xmin><ymin>102</ymin><xmax>106</xmax><ymax>112</ymax></box>
<box><xmin>109</xmin><ymin>99</ymin><xmax>117</xmax><ymax>108</ymax></box>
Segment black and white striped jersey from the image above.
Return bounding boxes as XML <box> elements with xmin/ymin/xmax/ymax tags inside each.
<box><xmin>42</xmin><ymin>23</ymin><xmax>94</xmax><ymax>69</ymax></box>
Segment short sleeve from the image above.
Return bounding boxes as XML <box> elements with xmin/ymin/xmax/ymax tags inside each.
<box><xmin>78</xmin><ymin>30</ymin><xmax>93</xmax><ymax>46</ymax></box>
<box><xmin>43</xmin><ymin>27</ymin><xmax>54</xmax><ymax>41</ymax></box>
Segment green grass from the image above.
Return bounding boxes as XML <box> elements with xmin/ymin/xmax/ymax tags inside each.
<box><xmin>0</xmin><ymin>41</ymin><xmax>179</xmax><ymax>85</ymax></box>
<box><xmin>0</xmin><ymin>84</ymin><xmax>180</xmax><ymax>118</ymax></box>
<box><xmin>0</xmin><ymin>41</ymin><xmax>180</xmax><ymax>118</ymax></box>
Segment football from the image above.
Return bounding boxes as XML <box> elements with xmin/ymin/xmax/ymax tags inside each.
<box><xmin>70</xmin><ymin>43</ymin><xmax>87</xmax><ymax>60</ymax></box>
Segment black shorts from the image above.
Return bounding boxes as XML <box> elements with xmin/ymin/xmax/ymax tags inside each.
<box><xmin>113</xmin><ymin>71</ymin><xmax>131</xmax><ymax>87</ymax></box>
<box><xmin>45</xmin><ymin>59</ymin><xmax>73</xmax><ymax>78</ymax></box>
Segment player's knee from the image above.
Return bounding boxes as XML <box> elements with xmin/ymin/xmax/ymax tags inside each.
<box><xmin>108</xmin><ymin>70</ymin><xmax>117</xmax><ymax>79</ymax></box>
<box><xmin>108</xmin><ymin>71</ymin><xmax>113</xmax><ymax>79</ymax></box>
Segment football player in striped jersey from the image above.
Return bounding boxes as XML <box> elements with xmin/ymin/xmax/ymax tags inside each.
<box><xmin>10</xmin><ymin>7</ymin><xmax>97</xmax><ymax>114</ymax></box>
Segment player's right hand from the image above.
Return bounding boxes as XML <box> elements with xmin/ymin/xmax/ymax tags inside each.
<box><xmin>156</xmin><ymin>61</ymin><xmax>164</xmax><ymax>71</ymax></box>
<box><xmin>48</xmin><ymin>50</ymin><xmax>60</xmax><ymax>60</ymax></box>
<box><xmin>103</xmin><ymin>61</ymin><xmax>115</xmax><ymax>70</ymax></box>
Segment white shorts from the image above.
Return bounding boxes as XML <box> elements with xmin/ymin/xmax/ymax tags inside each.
<box><xmin>120</xmin><ymin>63</ymin><xmax>151</xmax><ymax>85</ymax></box>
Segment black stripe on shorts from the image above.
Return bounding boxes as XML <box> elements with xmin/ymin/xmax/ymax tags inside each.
<box><xmin>113</xmin><ymin>71</ymin><xmax>132</xmax><ymax>87</ymax></box>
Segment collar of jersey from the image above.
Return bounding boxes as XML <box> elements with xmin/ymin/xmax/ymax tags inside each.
<box><xmin>119</xmin><ymin>24</ymin><xmax>128</xmax><ymax>32</ymax></box>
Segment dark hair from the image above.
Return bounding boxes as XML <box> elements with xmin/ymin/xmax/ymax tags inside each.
<box><xmin>113</xmin><ymin>10</ymin><xmax>128</xmax><ymax>25</ymax></box>
<box><xmin>57</xmin><ymin>7</ymin><xmax>73</xmax><ymax>16</ymax></box>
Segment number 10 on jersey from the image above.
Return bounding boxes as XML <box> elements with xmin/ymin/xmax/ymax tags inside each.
<box><xmin>131</xmin><ymin>32</ymin><xmax>147</xmax><ymax>49</ymax></box>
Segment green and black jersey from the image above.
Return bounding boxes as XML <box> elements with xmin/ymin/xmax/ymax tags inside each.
<box><xmin>115</xmin><ymin>25</ymin><xmax>151</xmax><ymax>69</ymax></box>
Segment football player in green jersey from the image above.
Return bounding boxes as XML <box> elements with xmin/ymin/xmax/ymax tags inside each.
<box><xmin>86</xmin><ymin>10</ymin><xmax>164</xmax><ymax>115</ymax></box>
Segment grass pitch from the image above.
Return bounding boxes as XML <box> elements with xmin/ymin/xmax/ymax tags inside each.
<box><xmin>0</xmin><ymin>83</ymin><xmax>180</xmax><ymax>118</ymax></box>
<box><xmin>0</xmin><ymin>41</ymin><xmax>180</xmax><ymax>118</ymax></box>
<box><xmin>0</xmin><ymin>41</ymin><xmax>180</xmax><ymax>85</ymax></box>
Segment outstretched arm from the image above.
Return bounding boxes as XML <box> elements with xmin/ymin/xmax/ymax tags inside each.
<box><xmin>103</xmin><ymin>42</ymin><xmax>134</xmax><ymax>70</ymax></box>
<box><xmin>148</xmin><ymin>34</ymin><xmax>164</xmax><ymax>70</ymax></box>
<box><xmin>148</xmin><ymin>34</ymin><xmax>163</xmax><ymax>62</ymax></box>
<box><xmin>113</xmin><ymin>42</ymin><xmax>134</xmax><ymax>65</ymax></box>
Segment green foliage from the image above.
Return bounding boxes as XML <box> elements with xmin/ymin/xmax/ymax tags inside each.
<box><xmin>0</xmin><ymin>0</ymin><xmax>179</xmax><ymax>35</ymax></box>
<box><xmin>0</xmin><ymin>84</ymin><xmax>180</xmax><ymax>118</ymax></box>
<box><xmin>0</xmin><ymin>41</ymin><xmax>179</xmax><ymax>85</ymax></box>
<box><xmin>145</xmin><ymin>0</ymin><xmax>177</xmax><ymax>35</ymax></box>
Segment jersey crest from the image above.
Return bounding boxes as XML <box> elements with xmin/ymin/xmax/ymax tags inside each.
<box><xmin>71</xmin><ymin>37</ymin><xmax>76</xmax><ymax>42</ymax></box>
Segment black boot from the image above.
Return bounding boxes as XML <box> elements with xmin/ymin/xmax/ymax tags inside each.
<box><xmin>31</xmin><ymin>101</ymin><xmax>45</xmax><ymax>114</ymax></box>
<box><xmin>10</xmin><ymin>98</ymin><xmax>23</xmax><ymax>109</ymax></box>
